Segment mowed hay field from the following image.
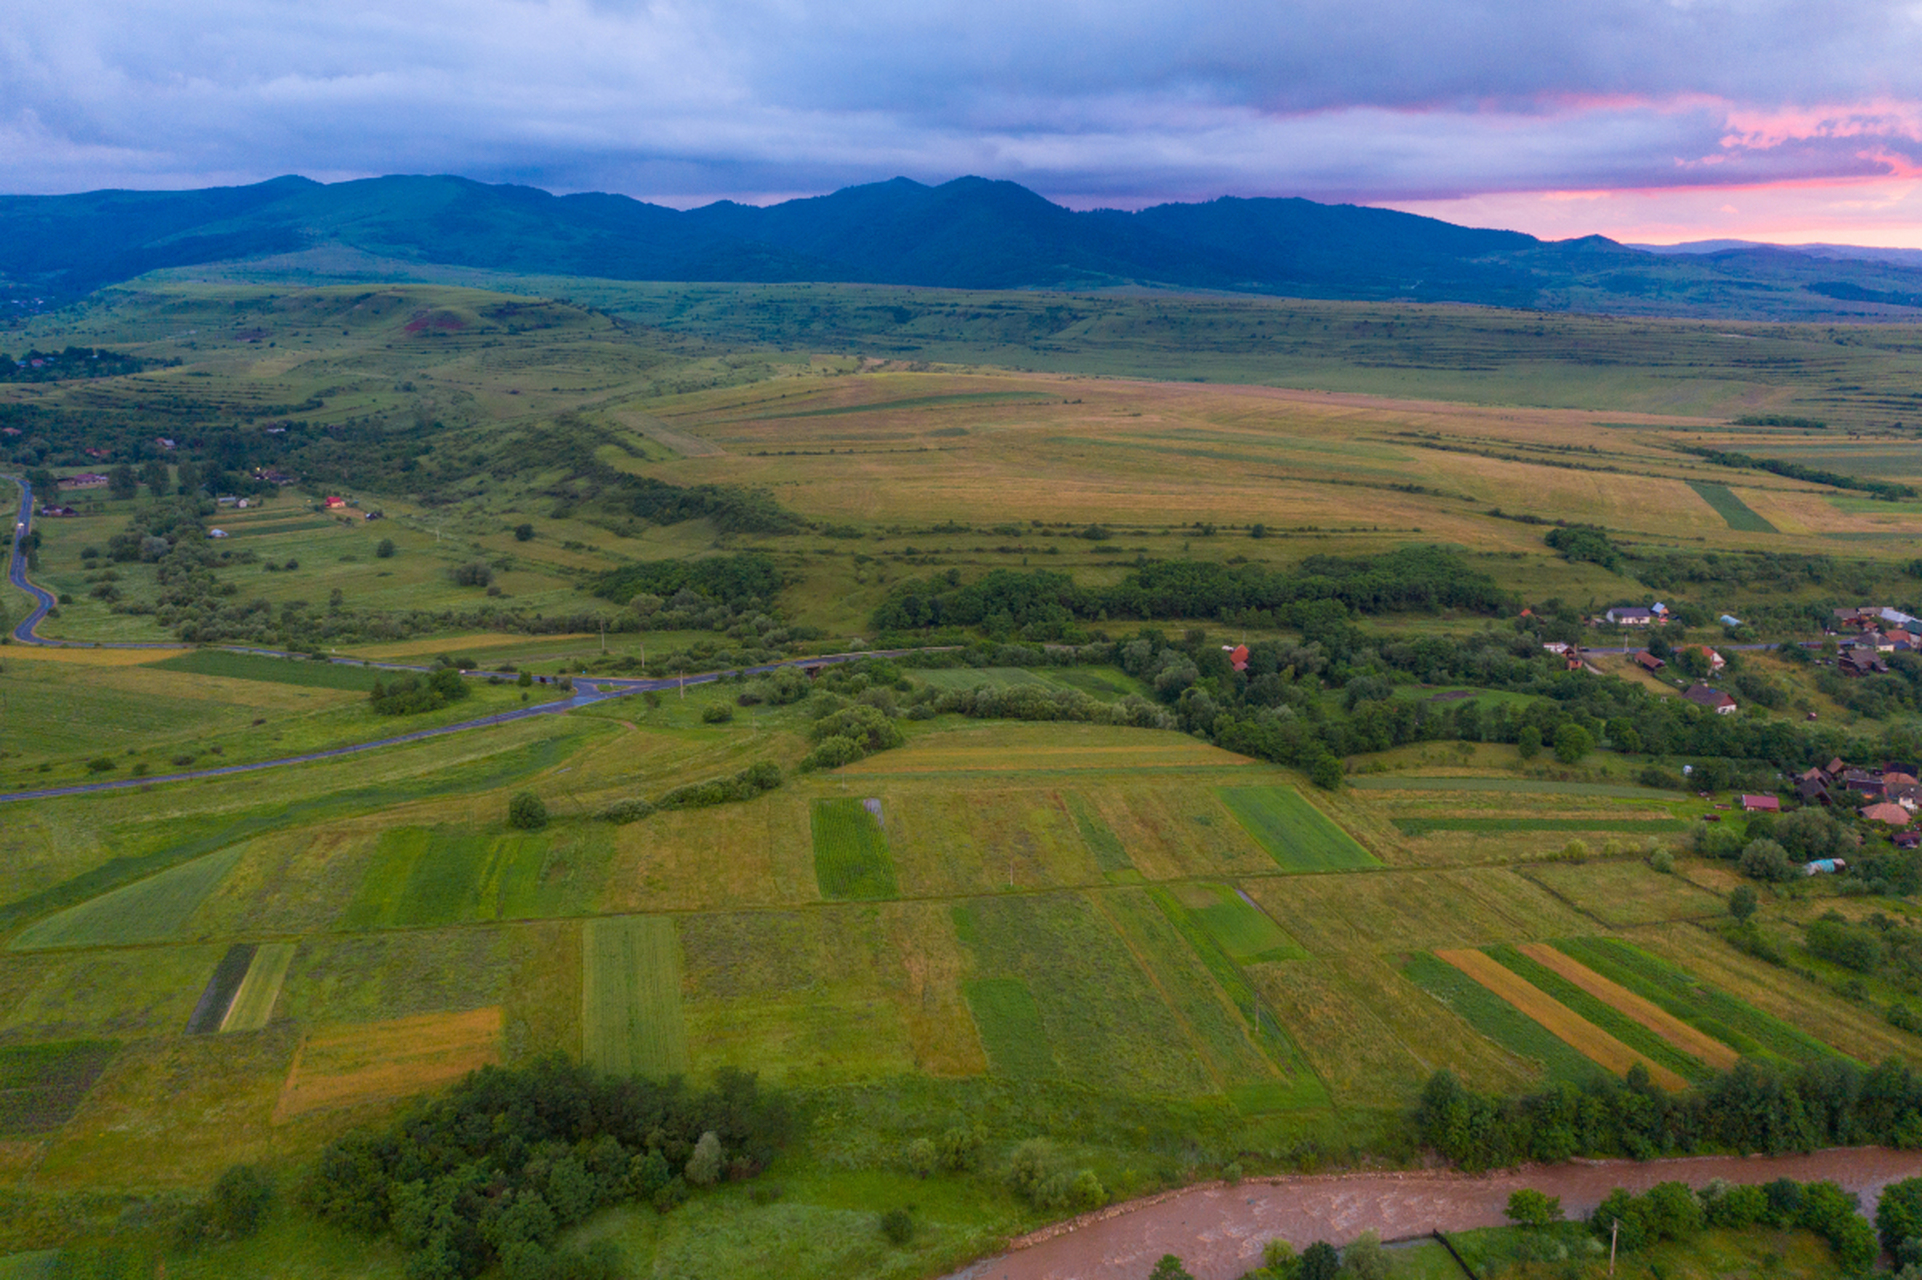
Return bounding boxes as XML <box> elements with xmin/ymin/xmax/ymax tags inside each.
<box><xmin>274</xmin><ymin>1006</ymin><xmax>503</xmax><ymax>1123</ymax></box>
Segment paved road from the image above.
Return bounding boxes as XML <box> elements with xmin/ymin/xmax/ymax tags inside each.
<box><xmin>2</xmin><ymin>472</ymin><xmax>930</xmax><ymax>805</ymax></box>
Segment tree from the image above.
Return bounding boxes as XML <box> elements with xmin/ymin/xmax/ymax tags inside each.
<box><xmin>1553</xmin><ymin>723</ymin><xmax>1593</xmax><ymax>764</ymax></box>
<box><xmin>514</xmin><ymin>523</ymin><xmax>535</xmax><ymax>542</ymax></box>
<box><xmin>139</xmin><ymin>459</ymin><xmax>170</xmax><ymax>497</ymax></box>
<box><xmin>1298</xmin><ymin>1241</ymin><xmax>1340</xmax><ymax>1280</ymax></box>
<box><xmin>1729</xmin><ymin>884</ymin><xmax>1758</xmax><ymax>922</ymax></box>
<box><xmin>1516</xmin><ymin>725</ymin><xmax>1542</xmax><ymax>760</ymax></box>
<box><xmin>684</xmin><ymin>1131</ymin><xmax>722</xmax><ymax>1186</ymax></box>
<box><xmin>108</xmin><ymin>463</ymin><xmax>137</xmax><ymax>500</ymax></box>
<box><xmin>1739</xmin><ymin>838</ymin><xmax>1795</xmax><ymax>883</ymax></box>
<box><xmin>1340</xmin><ymin>1231</ymin><xmax>1389</xmax><ymax>1280</ymax></box>
<box><xmin>174</xmin><ymin>459</ymin><xmax>200</xmax><ymax>495</ymax></box>
<box><xmin>1147</xmin><ymin>1257</ymin><xmax>1194</xmax><ymax>1280</ymax></box>
<box><xmin>1309</xmin><ymin>753</ymin><xmax>1344</xmax><ymax>791</ymax></box>
<box><xmin>375</xmin><ymin>538</ymin><xmax>396</xmax><ymax>559</ymax></box>
<box><xmin>1506</xmin><ymin>1188</ymin><xmax>1563</xmax><ymax>1227</ymax></box>
<box><xmin>451</xmin><ymin>562</ymin><xmax>494</xmax><ymax>587</ymax></box>
<box><xmin>507</xmin><ymin>792</ymin><xmax>548</xmax><ymax>830</ymax></box>
<box><xmin>1880</xmin><ymin>1178</ymin><xmax>1922</xmax><ymax>1259</ymax></box>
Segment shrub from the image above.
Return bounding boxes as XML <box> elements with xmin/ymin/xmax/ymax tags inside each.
<box><xmin>904</xmin><ymin>1138</ymin><xmax>936</xmax><ymax>1179</ymax></box>
<box><xmin>880</xmin><ymin>1207</ymin><xmax>914</xmax><ymax>1245</ymax></box>
<box><xmin>936</xmin><ymin>1126</ymin><xmax>984</xmax><ymax>1172</ymax></box>
<box><xmin>508</xmin><ymin>792</ymin><xmax>549</xmax><ymax>830</ymax></box>
<box><xmin>1880</xmin><ymin>1177</ymin><xmax>1922</xmax><ymax>1258</ymax></box>
<box><xmin>451</xmin><ymin>562</ymin><xmax>495</xmax><ymax>587</ymax></box>
<box><xmin>1807</xmin><ymin>916</ymin><xmax>1887</xmax><ymax>972</ymax></box>
<box><xmin>1298</xmin><ymin>1241</ymin><xmax>1340</xmax><ymax>1280</ymax></box>
<box><xmin>1340</xmin><ymin>1230</ymin><xmax>1389</xmax><ymax>1280</ymax></box>
<box><xmin>701</xmin><ymin>704</ymin><xmax>734</xmax><ymax>724</ymax></box>
<box><xmin>598</xmin><ymin>798</ymin><xmax>655</xmax><ymax>825</ymax></box>
<box><xmin>514</xmin><ymin>523</ymin><xmax>535</xmax><ymax>542</ymax></box>
<box><xmin>1704</xmin><ymin>1180</ymin><xmax>1767</xmax><ymax>1228</ymax></box>
<box><xmin>1148</xmin><ymin>1257</ymin><xmax>1194</xmax><ymax>1280</ymax></box>
<box><xmin>1553</xmin><ymin>723</ymin><xmax>1593</xmax><ymax>764</ymax></box>
<box><xmin>1729</xmin><ymin>884</ymin><xmax>1758</xmax><ymax>922</ymax></box>
<box><xmin>1739</xmin><ymin>838</ymin><xmax>1795</xmax><ymax>882</ymax></box>
<box><xmin>684</xmin><ymin>1132</ymin><xmax>722</xmax><ymax>1186</ymax></box>
<box><xmin>1506</xmin><ymin>1188</ymin><xmax>1563</xmax><ymax>1227</ymax></box>
<box><xmin>369</xmin><ymin>667</ymin><xmax>471</xmax><ymax>715</ymax></box>
<box><xmin>85</xmin><ymin>756</ymin><xmax>116</xmax><ymax>773</ymax></box>
<box><xmin>375</xmin><ymin>538</ymin><xmax>395</xmax><ymax>558</ymax></box>
<box><xmin>1647</xmin><ymin>848</ymin><xmax>1675</xmax><ymax>874</ymax></box>
<box><xmin>1516</xmin><ymin>725</ymin><xmax>1542</xmax><ymax>760</ymax></box>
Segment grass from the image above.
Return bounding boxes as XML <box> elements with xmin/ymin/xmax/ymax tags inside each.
<box><xmin>147</xmin><ymin>649</ymin><xmax>389</xmax><ymax>691</ymax></box>
<box><xmin>275</xmin><ymin>1007</ymin><xmax>504</xmax><ymax>1123</ymax></box>
<box><xmin>184</xmin><ymin>943</ymin><xmax>258</xmax><ymax>1035</ymax></box>
<box><xmin>810</xmin><ymin>799</ymin><xmax>900</xmax><ymax>900</ymax></box>
<box><xmin>0</xmin><ymin>1041</ymin><xmax>119</xmax><ymax>1136</ymax></box>
<box><xmin>959</xmin><ymin>977</ymin><xmax>1054</xmax><ymax>1079</ymax></box>
<box><xmin>338</xmin><ymin>825</ymin><xmax>582</xmax><ymax>928</ymax></box>
<box><xmin>9</xmin><ymin>846</ymin><xmax>244</xmax><ymax>950</ymax></box>
<box><xmin>1483</xmin><ymin>943</ymin><xmax>1713</xmax><ymax>1082</ymax></box>
<box><xmin>221</xmin><ymin>943</ymin><xmax>297</xmax><ymax>1033</ymax></box>
<box><xmin>1523</xmin><ymin>860</ymin><xmax>1727</xmax><ymax>927</ymax></box>
<box><xmin>1350</xmin><ymin>778</ymin><xmax>1681</xmax><ymax>798</ymax></box>
<box><xmin>1402</xmin><ymin>952</ymin><xmax>1606</xmax><ymax>1086</ymax></box>
<box><xmin>1551</xmin><ymin>937</ymin><xmax>1838</xmax><ymax>1063</ymax></box>
<box><xmin>1218</xmin><ymin>786</ymin><xmax>1381</xmax><ymax>872</ymax></box>
<box><xmin>1064</xmin><ymin>792</ymin><xmax>1134</xmax><ymax>876</ymax></box>
<box><xmin>1393</xmin><ymin>816</ymin><xmax>1685</xmax><ymax>835</ymax></box>
<box><xmin>1433</xmin><ymin>947</ymin><xmax>1687</xmax><ymax>1087</ymax></box>
<box><xmin>582</xmin><ymin>916</ymin><xmax>689</xmax><ymax>1077</ymax></box>
<box><xmin>1165</xmin><ymin>882</ymin><xmax>1305</xmax><ymax>964</ymax></box>
<box><xmin>1687</xmin><ymin>481</ymin><xmax>1780</xmax><ymax>532</ymax></box>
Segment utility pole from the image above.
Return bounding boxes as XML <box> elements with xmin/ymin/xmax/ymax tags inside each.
<box><xmin>1609</xmin><ymin>1219</ymin><xmax>1618</xmax><ymax>1275</ymax></box>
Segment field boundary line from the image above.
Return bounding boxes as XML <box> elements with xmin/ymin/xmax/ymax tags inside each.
<box><xmin>1434</xmin><ymin>948</ymin><xmax>1686</xmax><ymax>1089</ymax></box>
<box><xmin>1519</xmin><ymin>942</ymin><xmax>1740</xmax><ymax>1070</ymax></box>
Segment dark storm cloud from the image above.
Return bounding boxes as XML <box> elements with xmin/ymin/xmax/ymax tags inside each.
<box><xmin>1</xmin><ymin>0</ymin><xmax>1919</xmax><ymax>205</ymax></box>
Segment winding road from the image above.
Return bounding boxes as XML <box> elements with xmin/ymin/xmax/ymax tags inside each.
<box><xmin>1</xmin><ymin>472</ymin><xmax>915</xmax><ymax>805</ymax></box>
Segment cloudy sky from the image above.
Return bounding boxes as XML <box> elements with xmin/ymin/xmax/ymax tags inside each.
<box><xmin>4</xmin><ymin>0</ymin><xmax>1922</xmax><ymax>245</ymax></box>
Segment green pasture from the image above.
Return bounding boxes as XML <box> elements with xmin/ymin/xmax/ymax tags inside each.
<box><xmin>0</xmin><ymin>1041</ymin><xmax>119</xmax><ymax>1137</ymax></box>
<box><xmin>1483</xmin><ymin>944</ymin><xmax>1710</xmax><ymax>1082</ymax></box>
<box><xmin>1217</xmin><ymin>786</ymin><xmax>1380</xmax><ymax>872</ymax></box>
<box><xmin>1163</xmin><ymin>882</ymin><xmax>1304</xmax><ymax>964</ymax></box>
<box><xmin>1550</xmin><ymin>937</ymin><xmax>1835</xmax><ymax>1063</ymax></box>
<box><xmin>810</xmin><ymin>800</ymin><xmax>899</xmax><ymax>900</ymax></box>
<box><xmin>1063</xmin><ymin>792</ymin><xmax>1133</xmax><ymax>876</ymax></box>
<box><xmin>1401</xmin><ymin>952</ymin><xmax>1604</xmax><ymax>1086</ymax></box>
<box><xmin>1686</xmin><ymin>481</ymin><xmax>1779</xmax><ymax>533</ymax></box>
<box><xmin>221</xmin><ymin>943</ymin><xmax>296</xmax><ymax>1032</ymax></box>
<box><xmin>910</xmin><ymin>665</ymin><xmax>1144</xmax><ymax>702</ymax></box>
<box><xmin>959</xmin><ymin>977</ymin><xmax>1054</xmax><ymax>1080</ymax></box>
<box><xmin>339</xmin><ymin>825</ymin><xmax>592</xmax><ymax>928</ymax></box>
<box><xmin>583</xmin><ymin>916</ymin><xmax>689</xmax><ymax>1077</ymax></box>
<box><xmin>9</xmin><ymin>846</ymin><xmax>243</xmax><ymax>950</ymax></box>
<box><xmin>1351</xmin><ymin>777</ymin><xmax>1680</xmax><ymax>798</ymax></box>
<box><xmin>1393</xmin><ymin>816</ymin><xmax>1686</xmax><ymax>835</ymax></box>
<box><xmin>148</xmin><ymin>649</ymin><xmax>387</xmax><ymax>691</ymax></box>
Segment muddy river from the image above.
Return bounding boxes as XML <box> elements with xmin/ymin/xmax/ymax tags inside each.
<box><xmin>949</xmin><ymin>1148</ymin><xmax>1922</xmax><ymax>1280</ymax></box>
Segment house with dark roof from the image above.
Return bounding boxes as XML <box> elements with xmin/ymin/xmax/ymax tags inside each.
<box><xmin>1606</xmin><ymin>606</ymin><xmax>1656</xmax><ymax>626</ymax></box>
<box><xmin>1840</xmin><ymin>650</ymin><xmax>1889</xmax><ymax>678</ymax></box>
<box><xmin>1683</xmin><ymin>684</ymin><xmax>1737</xmax><ymax>714</ymax></box>
<box><xmin>1634</xmin><ymin>651</ymin><xmax>1666</xmax><ymax>672</ymax></box>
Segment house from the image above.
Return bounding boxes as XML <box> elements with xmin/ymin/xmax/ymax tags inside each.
<box><xmin>1882</xmin><ymin>608</ymin><xmax>1920</xmax><ymax>629</ymax></box>
<box><xmin>154</xmin><ymin>437</ymin><xmax>175</xmax><ymax>450</ymax></box>
<box><xmin>206</xmin><ymin>528</ymin><xmax>228</xmax><ymax>539</ymax></box>
<box><xmin>1683</xmin><ymin>684</ymin><xmax>1738</xmax><ymax>714</ymax></box>
<box><xmin>1840</xmin><ymin>650</ymin><xmax>1889</xmax><ymax>678</ymax></box>
<box><xmin>1896</xmin><ymin>831</ymin><xmax>1922</xmax><ymax>850</ymax></box>
<box><xmin>1740</xmin><ymin>794</ymin><xmax>1781</xmax><ymax>813</ymax></box>
<box><xmin>1863</xmin><ymin>802</ymin><xmax>1912</xmax><ymax>828</ymax></box>
<box><xmin>1842</xmin><ymin>768</ymin><xmax>1886</xmax><ymax>798</ymax></box>
<box><xmin>62</xmin><ymin>473</ymin><xmax>108</xmax><ymax>489</ymax></box>
<box><xmin>1834</xmin><ymin>607</ymin><xmax>1882</xmax><ymax>631</ymax></box>
<box><xmin>1634</xmin><ymin>650</ymin><xmax>1666</xmax><ymax>672</ymax></box>
<box><xmin>1796</xmin><ymin>777</ymin><xmax>1833</xmax><ymax>805</ymax></box>
<box><xmin>82</xmin><ymin>447</ymin><xmax>108</xmax><ymax>459</ymax></box>
<box><xmin>1700</xmin><ymin>646</ymin><xmax>1726</xmax><ymax>673</ymax></box>
<box><xmin>1826</xmin><ymin>757</ymin><xmax>1847</xmax><ymax>777</ymax></box>
<box><xmin>36</xmin><ymin>504</ymin><xmax>76</xmax><ymax>517</ymax></box>
<box><xmin>324</xmin><ymin>496</ymin><xmax>347</xmax><ymax>509</ymax></box>
<box><xmin>1887</xmin><ymin>783</ymin><xmax>1922</xmax><ymax>812</ymax></box>
<box><xmin>1221</xmin><ymin>644</ymin><xmax>1249</xmax><ymax>673</ymax></box>
<box><xmin>1606</xmin><ymin>606</ymin><xmax>1656</xmax><ymax>626</ymax></box>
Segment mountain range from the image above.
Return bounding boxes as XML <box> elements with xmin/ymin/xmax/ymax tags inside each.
<box><xmin>4</xmin><ymin>173</ymin><xmax>1922</xmax><ymax>320</ymax></box>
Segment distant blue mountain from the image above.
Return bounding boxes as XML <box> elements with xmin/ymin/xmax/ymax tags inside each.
<box><xmin>3</xmin><ymin>173</ymin><xmax>1921</xmax><ymax>319</ymax></box>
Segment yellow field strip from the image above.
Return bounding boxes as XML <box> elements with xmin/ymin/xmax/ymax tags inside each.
<box><xmin>1518</xmin><ymin>942</ymin><xmax>1741</xmax><ymax>1071</ymax></box>
<box><xmin>219</xmin><ymin>943</ymin><xmax>297</xmax><ymax>1033</ymax></box>
<box><xmin>0</xmin><ymin>646</ymin><xmax>189</xmax><ymax>665</ymax></box>
<box><xmin>1435</xmin><ymin>948</ymin><xmax>1687</xmax><ymax>1090</ymax></box>
<box><xmin>273</xmin><ymin>1006</ymin><xmax>502</xmax><ymax>1123</ymax></box>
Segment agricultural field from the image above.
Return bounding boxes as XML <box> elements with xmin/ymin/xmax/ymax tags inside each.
<box><xmin>3</xmin><ymin>278</ymin><xmax>1922</xmax><ymax>1277</ymax></box>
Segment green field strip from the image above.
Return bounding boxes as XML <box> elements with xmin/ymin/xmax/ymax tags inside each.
<box><xmin>0</xmin><ymin>1251</ymin><xmax>57</xmax><ymax>1279</ymax></box>
<box><xmin>0</xmin><ymin>1041</ymin><xmax>119</xmax><ymax>1137</ymax></box>
<box><xmin>1351</xmin><ymin>777</ymin><xmax>1680</xmax><ymax>799</ymax></box>
<box><xmin>1394</xmin><ymin>816</ymin><xmax>1686</xmax><ymax>836</ymax></box>
<box><xmin>728</xmin><ymin>389</ymin><xmax>1048</xmax><ymax>420</ymax></box>
<box><xmin>583</xmin><ymin>916</ymin><xmax>690</xmax><ymax>1077</ymax></box>
<box><xmin>1064</xmin><ymin>793</ymin><xmax>1134</xmax><ymax>876</ymax></box>
<box><xmin>147</xmin><ymin>648</ymin><xmax>387</xmax><ymax>690</ymax></box>
<box><xmin>1217</xmin><ymin>786</ymin><xmax>1380</xmax><ymax>872</ymax></box>
<box><xmin>810</xmin><ymin>799</ymin><xmax>899</xmax><ymax>900</ymax></box>
<box><xmin>1686</xmin><ymin>481</ymin><xmax>1779</xmax><ymax>532</ymax></box>
<box><xmin>1099</xmin><ymin>888</ymin><xmax>1278</xmax><ymax>1087</ymax></box>
<box><xmin>1402</xmin><ymin>953</ymin><xmax>1606</xmax><ymax>1086</ymax></box>
<box><xmin>341</xmin><ymin>827</ymin><xmax>559</xmax><ymax>928</ymax></box>
<box><xmin>1180</xmin><ymin>883</ymin><xmax>1306</xmax><ymax>964</ymax></box>
<box><xmin>1483</xmin><ymin>945</ymin><xmax>1711</xmax><ymax>1082</ymax></box>
<box><xmin>1145</xmin><ymin>887</ymin><xmax>1329</xmax><ymax>1108</ymax></box>
<box><xmin>220</xmin><ymin>943</ymin><xmax>296</xmax><ymax>1033</ymax></box>
<box><xmin>1551</xmin><ymin>937</ymin><xmax>1836</xmax><ymax>1064</ymax></box>
<box><xmin>184</xmin><ymin>943</ymin><xmax>257</xmax><ymax>1035</ymax></box>
<box><xmin>10</xmin><ymin>845</ymin><xmax>244</xmax><ymax>951</ymax></box>
<box><xmin>960</xmin><ymin>977</ymin><xmax>1056</xmax><ymax>1080</ymax></box>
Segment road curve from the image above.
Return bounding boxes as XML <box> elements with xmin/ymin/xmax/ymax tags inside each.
<box><xmin>3</xmin><ymin>472</ymin><xmax>941</xmax><ymax>805</ymax></box>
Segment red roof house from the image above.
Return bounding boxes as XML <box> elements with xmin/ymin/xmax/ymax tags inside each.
<box><xmin>1740</xmin><ymin>795</ymin><xmax>1781</xmax><ymax>813</ymax></box>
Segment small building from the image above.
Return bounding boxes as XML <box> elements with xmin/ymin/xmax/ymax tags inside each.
<box><xmin>1683</xmin><ymin>684</ymin><xmax>1738</xmax><ymax>714</ymax></box>
<box><xmin>324</xmin><ymin>496</ymin><xmax>346</xmax><ymax>509</ymax></box>
<box><xmin>1896</xmin><ymin>831</ymin><xmax>1922</xmax><ymax>850</ymax></box>
<box><xmin>36</xmin><ymin>504</ymin><xmax>76</xmax><ymax>517</ymax></box>
<box><xmin>1634</xmin><ymin>650</ymin><xmax>1666</xmax><ymax>672</ymax></box>
<box><xmin>1796</xmin><ymin>777</ymin><xmax>1833</xmax><ymax>805</ymax></box>
<box><xmin>206</xmin><ymin>528</ymin><xmax>228</xmax><ymax>539</ymax></box>
<box><xmin>1805</xmin><ymin>858</ymin><xmax>1850</xmax><ymax>876</ymax></box>
<box><xmin>1606</xmin><ymin>607</ymin><xmax>1656</xmax><ymax>626</ymax></box>
<box><xmin>1700</xmin><ymin>646</ymin><xmax>1726</xmax><ymax>673</ymax></box>
<box><xmin>1222</xmin><ymin>644</ymin><xmax>1249</xmax><ymax>673</ymax></box>
<box><xmin>1842</xmin><ymin>769</ymin><xmax>1886</xmax><ymax>798</ymax></box>
<box><xmin>154</xmin><ymin>437</ymin><xmax>175</xmax><ymax>450</ymax></box>
<box><xmin>1740</xmin><ymin>794</ymin><xmax>1781</xmax><ymax>813</ymax></box>
<box><xmin>1718</xmin><ymin>614</ymin><xmax>1743</xmax><ymax>627</ymax></box>
<box><xmin>1882</xmin><ymin>608</ymin><xmax>1920</xmax><ymax>628</ymax></box>
<box><xmin>1839</xmin><ymin>650</ymin><xmax>1889</xmax><ymax>678</ymax></box>
<box><xmin>62</xmin><ymin>473</ymin><xmax>108</xmax><ymax>489</ymax></box>
<box><xmin>1863</xmin><ymin>802</ymin><xmax>1912</xmax><ymax>827</ymax></box>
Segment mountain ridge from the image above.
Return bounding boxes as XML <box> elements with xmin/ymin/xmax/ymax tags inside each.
<box><xmin>5</xmin><ymin>173</ymin><xmax>1922</xmax><ymax>320</ymax></box>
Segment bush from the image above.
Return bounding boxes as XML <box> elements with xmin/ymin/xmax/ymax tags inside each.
<box><xmin>1807</xmin><ymin>916</ymin><xmax>1887</xmax><ymax>972</ymax></box>
<box><xmin>701</xmin><ymin>704</ymin><xmax>734</xmax><ymax>724</ymax></box>
<box><xmin>508</xmin><ymin>792</ymin><xmax>549</xmax><ymax>830</ymax></box>
<box><xmin>369</xmin><ymin>667</ymin><xmax>471</xmax><ymax>715</ymax></box>
<box><xmin>1647</xmin><ymin>848</ymin><xmax>1674</xmax><ymax>874</ymax></box>
<box><xmin>1739</xmin><ymin>838</ymin><xmax>1795</xmax><ymax>882</ymax></box>
<box><xmin>1516</xmin><ymin>725</ymin><xmax>1541</xmax><ymax>760</ymax></box>
<box><xmin>880</xmin><ymin>1207</ymin><xmax>914</xmax><ymax>1245</ymax></box>
<box><xmin>1506</xmin><ymin>1188</ymin><xmax>1563</xmax><ymax>1227</ymax></box>
<box><xmin>1148</xmin><ymin>1257</ymin><xmax>1194</xmax><ymax>1280</ymax></box>
<box><xmin>936</xmin><ymin>1125</ymin><xmax>984</xmax><ymax>1172</ymax></box>
<box><xmin>375</xmin><ymin>538</ymin><xmax>395</xmax><ymax>558</ymax></box>
<box><xmin>85</xmin><ymin>757</ymin><xmax>115</xmax><ymax>773</ymax></box>
<box><xmin>1553</xmin><ymin>723</ymin><xmax>1593</xmax><ymax>764</ymax></box>
<box><xmin>1299</xmin><ymin>1241</ymin><xmax>1340</xmax><ymax>1280</ymax></box>
<box><xmin>684</xmin><ymin>1132</ymin><xmax>722</xmax><ymax>1186</ymax></box>
<box><xmin>1729</xmin><ymin>884</ymin><xmax>1758</xmax><ymax>922</ymax></box>
<box><xmin>598</xmin><ymin>798</ymin><xmax>655</xmax><ymax>824</ymax></box>
<box><xmin>904</xmin><ymin>1138</ymin><xmax>936</xmax><ymax>1178</ymax></box>
<box><xmin>452</xmin><ymin>562</ymin><xmax>495</xmax><ymax>587</ymax></box>
<box><xmin>1340</xmin><ymin>1230</ymin><xmax>1389</xmax><ymax>1280</ymax></box>
<box><xmin>1880</xmin><ymin>1177</ymin><xmax>1922</xmax><ymax>1258</ymax></box>
<box><xmin>514</xmin><ymin>523</ymin><xmax>535</xmax><ymax>542</ymax></box>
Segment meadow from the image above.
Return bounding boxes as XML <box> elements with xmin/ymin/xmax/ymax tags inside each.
<box><xmin>2</xmin><ymin>278</ymin><xmax>1922</xmax><ymax>1277</ymax></box>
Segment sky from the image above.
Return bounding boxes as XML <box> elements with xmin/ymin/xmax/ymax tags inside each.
<box><xmin>4</xmin><ymin>0</ymin><xmax>1922</xmax><ymax>246</ymax></box>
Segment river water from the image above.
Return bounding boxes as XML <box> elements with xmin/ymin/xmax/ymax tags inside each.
<box><xmin>948</xmin><ymin>1148</ymin><xmax>1922</xmax><ymax>1280</ymax></box>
